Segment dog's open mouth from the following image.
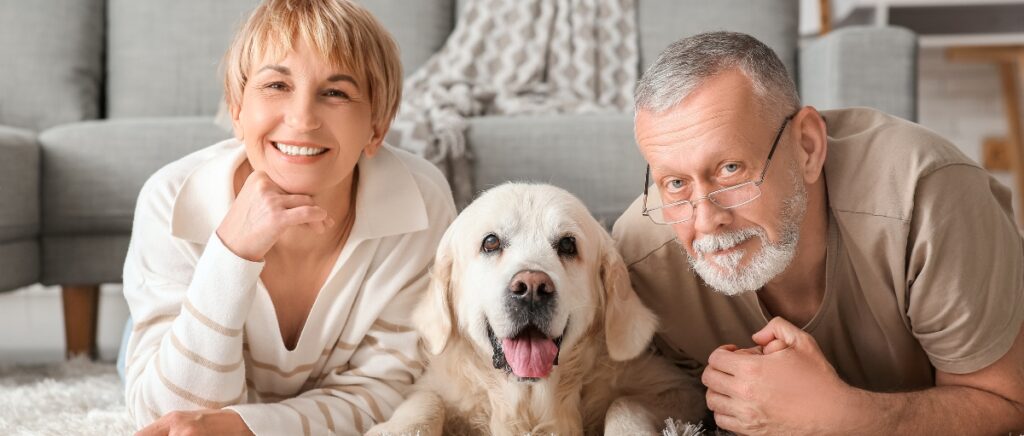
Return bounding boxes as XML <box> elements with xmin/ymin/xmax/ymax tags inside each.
<box><xmin>487</xmin><ymin>323</ymin><xmax>565</xmax><ymax>380</ymax></box>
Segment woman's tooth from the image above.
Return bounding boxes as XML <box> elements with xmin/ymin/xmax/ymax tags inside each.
<box><xmin>275</xmin><ymin>142</ymin><xmax>324</xmax><ymax>156</ymax></box>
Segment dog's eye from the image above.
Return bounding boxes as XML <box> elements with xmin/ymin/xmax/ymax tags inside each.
<box><xmin>481</xmin><ymin>234</ymin><xmax>501</xmax><ymax>253</ymax></box>
<box><xmin>556</xmin><ymin>236</ymin><xmax>577</xmax><ymax>257</ymax></box>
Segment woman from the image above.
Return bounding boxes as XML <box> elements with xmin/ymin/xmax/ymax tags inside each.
<box><xmin>120</xmin><ymin>1</ymin><xmax>455</xmax><ymax>434</ymax></box>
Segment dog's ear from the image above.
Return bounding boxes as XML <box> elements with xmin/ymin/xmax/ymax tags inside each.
<box><xmin>413</xmin><ymin>228</ymin><xmax>456</xmax><ymax>355</ymax></box>
<box><xmin>600</xmin><ymin>233</ymin><xmax>658</xmax><ymax>361</ymax></box>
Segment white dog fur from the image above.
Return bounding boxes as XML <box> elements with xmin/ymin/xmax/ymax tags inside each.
<box><xmin>367</xmin><ymin>183</ymin><xmax>705</xmax><ymax>435</ymax></box>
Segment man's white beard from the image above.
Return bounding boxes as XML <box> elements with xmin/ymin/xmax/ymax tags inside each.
<box><xmin>686</xmin><ymin>173</ymin><xmax>807</xmax><ymax>296</ymax></box>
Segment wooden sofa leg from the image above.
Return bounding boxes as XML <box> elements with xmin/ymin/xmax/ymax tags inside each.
<box><xmin>62</xmin><ymin>285</ymin><xmax>100</xmax><ymax>359</ymax></box>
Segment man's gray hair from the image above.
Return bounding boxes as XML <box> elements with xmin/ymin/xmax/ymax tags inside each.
<box><xmin>635</xmin><ymin>31</ymin><xmax>800</xmax><ymax>120</ymax></box>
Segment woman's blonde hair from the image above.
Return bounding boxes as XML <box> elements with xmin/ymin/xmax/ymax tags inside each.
<box><xmin>222</xmin><ymin>0</ymin><xmax>402</xmax><ymax>132</ymax></box>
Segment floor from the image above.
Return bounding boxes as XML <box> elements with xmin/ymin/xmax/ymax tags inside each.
<box><xmin>0</xmin><ymin>284</ymin><xmax>128</xmax><ymax>364</ymax></box>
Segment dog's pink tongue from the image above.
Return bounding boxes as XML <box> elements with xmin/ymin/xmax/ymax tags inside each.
<box><xmin>502</xmin><ymin>330</ymin><xmax>558</xmax><ymax>378</ymax></box>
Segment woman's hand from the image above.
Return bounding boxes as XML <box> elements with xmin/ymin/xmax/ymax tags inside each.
<box><xmin>136</xmin><ymin>409</ymin><xmax>253</xmax><ymax>436</ymax></box>
<box><xmin>216</xmin><ymin>170</ymin><xmax>334</xmax><ymax>261</ymax></box>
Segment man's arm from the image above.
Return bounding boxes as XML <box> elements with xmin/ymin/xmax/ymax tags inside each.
<box><xmin>847</xmin><ymin>321</ymin><xmax>1024</xmax><ymax>434</ymax></box>
<box><xmin>703</xmin><ymin>317</ymin><xmax>1024</xmax><ymax>435</ymax></box>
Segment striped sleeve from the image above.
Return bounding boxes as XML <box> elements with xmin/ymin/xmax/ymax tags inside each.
<box><xmin>122</xmin><ymin>181</ymin><xmax>262</xmax><ymax>429</ymax></box>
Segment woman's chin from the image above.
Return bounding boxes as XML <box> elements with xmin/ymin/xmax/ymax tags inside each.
<box><xmin>266</xmin><ymin>175</ymin><xmax>325</xmax><ymax>196</ymax></box>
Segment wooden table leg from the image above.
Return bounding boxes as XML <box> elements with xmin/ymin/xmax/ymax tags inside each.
<box><xmin>819</xmin><ymin>0</ymin><xmax>831</xmax><ymax>35</ymax></box>
<box><xmin>999</xmin><ymin>60</ymin><xmax>1024</xmax><ymax>227</ymax></box>
<box><xmin>62</xmin><ymin>285</ymin><xmax>100</xmax><ymax>359</ymax></box>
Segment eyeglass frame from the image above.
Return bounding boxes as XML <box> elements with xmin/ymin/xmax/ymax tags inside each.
<box><xmin>641</xmin><ymin>112</ymin><xmax>797</xmax><ymax>225</ymax></box>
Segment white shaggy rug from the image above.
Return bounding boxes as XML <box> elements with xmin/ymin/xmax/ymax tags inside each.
<box><xmin>0</xmin><ymin>358</ymin><xmax>134</xmax><ymax>435</ymax></box>
<box><xmin>0</xmin><ymin>358</ymin><xmax>709</xmax><ymax>435</ymax></box>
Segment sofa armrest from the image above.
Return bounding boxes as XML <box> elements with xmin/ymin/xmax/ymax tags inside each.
<box><xmin>799</xmin><ymin>26</ymin><xmax>918</xmax><ymax>121</ymax></box>
<box><xmin>0</xmin><ymin>126</ymin><xmax>40</xmax><ymax>243</ymax></box>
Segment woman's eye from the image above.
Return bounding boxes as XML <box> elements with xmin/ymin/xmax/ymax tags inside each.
<box><xmin>264</xmin><ymin>82</ymin><xmax>288</xmax><ymax>91</ymax></box>
<box><xmin>324</xmin><ymin>89</ymin><xmax>350</xmax><ymax>99</ymax></box>
<box><xmin>481</xmin><ymin>234</ymin><xmax>501</xmax><ymax>253</ymax></box>
<box><xmin>723</xmin><ymin>163</ymin><xmax>741</xmax><ymax>174</ymax></box>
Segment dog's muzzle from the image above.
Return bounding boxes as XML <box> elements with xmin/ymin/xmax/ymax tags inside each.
<box><xmin>486</xmin><ymin>320</ymin><xmax>567</xmax><ymax>382</ymax></box>
<box><xmin>483</xmin><ymin>270</ymin><xmax>568</xmax><ymax>381</ymax></box>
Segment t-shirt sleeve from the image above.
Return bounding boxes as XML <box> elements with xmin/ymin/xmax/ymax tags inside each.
<box><xmin>906</xmin><ymin>164</ymin><xmax>1024</xmax><ymax>374</ymax></box>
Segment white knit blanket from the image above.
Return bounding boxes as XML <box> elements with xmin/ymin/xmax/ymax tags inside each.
<box><xmin>386</xmin><ymin>0</ymin><xmax>639</xmax><ymax>206</ymax></box>
<box><xmin>0</xmin><ymin>359</ymin><xmax>707</xmax><ymax>435</ymax></box>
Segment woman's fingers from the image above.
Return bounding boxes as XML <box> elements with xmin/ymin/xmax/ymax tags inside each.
<box><xmin>282</xmin><ymin>199</ymin><xmax>337</xmax><ymax>232</ymax></box>
<box><xmin>281</xmin><ymin>205</ymin><xmax>329</xmax><ymax>228</ymax></box>
<box><xmin>305</xmin><ymin>218</ymin><xmax>328</xmax><ymax>234</ymax></box>
<box><xmin>273</xmin><ymin>194</ymin><xmax>317</xmax><ymax>209</ymax></box>
<box><xmin>308</xmin><ymin>222</ymin><xmax>325</xmax><ymax>234</ymax></box>
<box><xmin>218</xmin><ymin>169</ymin><xmax>341</xmax><ymax>261</ymax></box>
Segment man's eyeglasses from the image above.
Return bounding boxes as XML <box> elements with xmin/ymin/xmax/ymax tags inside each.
<box><xmin>641</xmin><ymin>113</ymin><xmax>796</xmax><ymax>225</ymax></box>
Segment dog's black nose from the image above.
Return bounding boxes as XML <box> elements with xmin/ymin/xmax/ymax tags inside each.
<box><xmin>508</xmin><ymin>270</ymin><xmax>555</xmax><ymax>303</ymax></box>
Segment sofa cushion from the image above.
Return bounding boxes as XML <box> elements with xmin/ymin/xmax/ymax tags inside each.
<box><xmin>107</xmin><ymin>0</ymin><xmax>454</xmax><ymax>118</ymax></box>
<box><xmin>0</xmin><ymin>240</ymin><xmax>39</xmax><ymax>291</ymax></box>
<box><xmin>40</xmin><ymin>118</ymin><xmax>231</xmax><ymax>235</ymax></box>
<box><xmin>41</xmin><ymin>235</ymin><xmax>128</xmax><ymax>287</ymax></box>
<box><xmin>466</xmin><ymin>114</ymin><xmax>645</xmax><ymax>226</ymax></box>
<box><xmin>0</xmin><ymin>0</ymin><xmax>104</xmax><ymax>131</ymax></box>
<box><xmin>638</xmin><ymin>0</ymin><xmax>799</xmax><ymax>76</ymax></box>
<box><xmin>0</xmin><ymin>126</ymin><xmax>40</xmax><ymax>242</ymax></box>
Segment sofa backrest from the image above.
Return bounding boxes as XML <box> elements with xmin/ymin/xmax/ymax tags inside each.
<box><xmin>106</xmin><ymin>0</ymin><xmax>454</xmax><ymax>118</ymax></box>
<box><xmin>0</xmin><ymin>0</ymin><xmax>105</xmax><ymax>131</ymax></box>
<box><xmin>638</xmin><ymin>0</ymin><xmax>799</xmax><ymax>79</ymax></box>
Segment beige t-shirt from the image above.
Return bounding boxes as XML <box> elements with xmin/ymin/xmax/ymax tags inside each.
<box><xmin>613</xmin><ymin>107</ymin><xmax>1024</xmax><ymax>391</ymax></box>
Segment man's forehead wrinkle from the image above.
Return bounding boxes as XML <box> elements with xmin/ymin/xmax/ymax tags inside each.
<box><xmin>642</xmin><ymin>113</ymin><xmax>750</xmax><ymax>157</ymax></box>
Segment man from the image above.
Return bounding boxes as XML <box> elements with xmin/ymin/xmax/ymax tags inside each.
<box><xmin>613</xmin><ymin>31</ymin><xmax>1024</xmax><ymax>434</ymax></box>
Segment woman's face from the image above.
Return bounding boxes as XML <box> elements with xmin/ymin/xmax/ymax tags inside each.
<box><xmin>231</xmin><ymin>38</ymin><xmax>383</xmax><ymax>195</ymax></box>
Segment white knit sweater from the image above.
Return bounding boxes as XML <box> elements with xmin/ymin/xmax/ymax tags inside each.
<box><xmin>122</xmin><ymin>139</ymin><xmax>455</xmax><ymax>435</ymax></box>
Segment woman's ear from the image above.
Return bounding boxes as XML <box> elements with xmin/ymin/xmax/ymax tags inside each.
<box><xmin>600</xmin><ymin>233</ymin><xmax>658</xmax><ymax>361</ymax></box>
<box><xmin>229</xmin><ymin>102</ymin><xmax>244</xmax><ymax>141</ymax></box>
<box><xmin>791</xmin><ymin>106</ymin><xmax>828</xmax><ymax>185</ymax></box>
<box><xmin>413</xmin><ymin>228</ymin><xmax>456</xmax><ymax>355</ymax></box>
<box><xmin>363</xmin><ymin>124</ymin><xmax>387</xmax><ymax>158</ymax></box>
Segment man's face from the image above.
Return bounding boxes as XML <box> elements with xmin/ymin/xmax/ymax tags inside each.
<box><xmin>635</xmin><ymin>70</ymin><xmax>806</xmax><ymax>295</ymax></box>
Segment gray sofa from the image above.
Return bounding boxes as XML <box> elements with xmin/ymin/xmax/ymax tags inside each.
<box><xmin>0</xmin><ymin>0</ymin><xmax>916</xmax><ymax>357</ymax></box>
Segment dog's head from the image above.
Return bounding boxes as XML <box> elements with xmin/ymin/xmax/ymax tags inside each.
<box><xmin>415</xmin><ymin>183</ymin><xmax>657</xmax><ymax>382</ymax></box>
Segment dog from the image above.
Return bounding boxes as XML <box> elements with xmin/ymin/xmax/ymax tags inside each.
<box><xmin>368</xmin><ymin>183</ymin><xmax>705</xmax><ymax>435</ymax></box>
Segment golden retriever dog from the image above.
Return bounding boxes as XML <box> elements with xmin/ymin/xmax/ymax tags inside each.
<box><xmin>368</xmin><ymin>183</ymin><xmax>704</xmax><ymax>435</ymax></box>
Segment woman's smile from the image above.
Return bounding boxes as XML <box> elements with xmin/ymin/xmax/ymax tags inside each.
<box><xmin>266</xmin><ymin>140</ymin><xmax>332</xmax><ymax>164</ymax></box>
